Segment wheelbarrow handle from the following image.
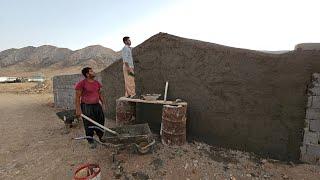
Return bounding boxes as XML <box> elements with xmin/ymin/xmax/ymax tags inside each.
<box><xmin>81</xmin><ymin>114</ymin><xmax>119</xmax><ymax>136</ymax></box>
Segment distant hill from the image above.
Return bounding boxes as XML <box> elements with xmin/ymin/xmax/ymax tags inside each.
<box><xmin>0</xmin><ymin>45</ymin><xmax>120</xmax><ymax>71</ymax></box>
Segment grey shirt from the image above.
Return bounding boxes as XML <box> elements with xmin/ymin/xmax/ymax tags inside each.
<box><xmin>122</xmin><ymin>45</ymin><xmax>134</xmax><ymax>68</ymax></box>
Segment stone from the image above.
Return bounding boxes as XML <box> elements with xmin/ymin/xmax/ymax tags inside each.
<box><xmin>282</xmin><ymin>174</ymin><xmax>289</xmax><ymax>179</ymax></box>
<box><xmin>150</xmin><ymin>158</ymin><xmax>164</xmax><ymax>170</ymax></box>
<box><xmin>261</xmin><ymin>159</ymin><xmax>268</xmax><ymax>164</ymax></box>
<box><xmin>131</xmin><ymin>171</ymin><xmax>149</xmax><ymax>180</ymax></box>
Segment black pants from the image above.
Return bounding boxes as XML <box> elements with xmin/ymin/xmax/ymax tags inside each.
<box><xmin>81</xmin><ymin>103</ymin><xmax>105</xmax><ymax>143</ymax></box>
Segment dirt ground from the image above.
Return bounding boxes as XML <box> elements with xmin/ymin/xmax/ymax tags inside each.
<box><xmin>0</xmin><ymin>93</ymin><xmax>320</xmax><ymax>180</ymax></box>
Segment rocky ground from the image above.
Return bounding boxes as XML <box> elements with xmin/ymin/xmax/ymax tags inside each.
<box><xmin>0</xmin><ymin>93</ymin><xmax>319</xmax><ymax>180</ymax></box>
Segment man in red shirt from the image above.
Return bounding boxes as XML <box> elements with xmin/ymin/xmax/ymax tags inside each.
<box><xmin>75</xmin><ymin>67</ymin><xmax>105</xmax><ymax>149</ymax></box>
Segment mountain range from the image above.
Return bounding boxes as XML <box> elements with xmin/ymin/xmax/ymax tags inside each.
<box><xmin>0</xmin><ymin>45</ymin><xmax>120</xmax><ymax>71</ymax></box>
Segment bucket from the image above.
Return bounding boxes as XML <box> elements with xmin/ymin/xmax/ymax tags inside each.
<box><xmin>73</xmin><ymin>163</ymin><xmax>101</xmax><ymax>180</ymax></box>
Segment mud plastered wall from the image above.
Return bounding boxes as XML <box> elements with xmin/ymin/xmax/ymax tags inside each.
<box><xmin>132</xmin><ymin>33</ymin><xmax>320</xmax><ymax>161</ymax></box>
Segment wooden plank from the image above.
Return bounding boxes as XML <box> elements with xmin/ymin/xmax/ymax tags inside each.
<box><xmin>118</xmin><ymin>97</ymin><xmax>187</xmax><ymax>106</ymax></box>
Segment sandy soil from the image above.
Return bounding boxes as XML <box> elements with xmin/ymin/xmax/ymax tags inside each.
<box><xmin>0</xmin><ymin>83</ymin><xmax>38</xmax><ymax>93</ymax></box>
<box><xmin>0</xmin><ymin>93</ymin><xmax>319</xmax><ymax>180</ymax></box>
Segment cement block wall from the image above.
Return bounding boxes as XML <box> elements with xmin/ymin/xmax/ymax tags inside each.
<box><xmin>300</xmin><ymin>73</ymin><xmax>320</xmax><ymax>164</ymax></box>
<box><xmin>100</xmin><ymin>60</ymin><xmax>125</xmax><ymax>118</ymax></box>
<box><xmin>53</xmin><ymin>73</ymin><xmax>101</xmax><ymax>110</ymax></box>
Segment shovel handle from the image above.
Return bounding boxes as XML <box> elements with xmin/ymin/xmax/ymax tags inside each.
<box><xmin>81</xmin><ymin>114</ymin><xmax>118</xmax><ymax>135</ymax></box>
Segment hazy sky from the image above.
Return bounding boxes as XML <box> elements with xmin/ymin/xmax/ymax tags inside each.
<box><xmin>1</xmin><ymin>0</ymin><xmax>319</xmax><ymax>51</ymax></box>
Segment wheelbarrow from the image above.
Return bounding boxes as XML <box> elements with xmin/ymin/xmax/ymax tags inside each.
<box><xmin>55</xmin><ymin>109</ymin><xmax>78</xmax><ymax>128</ymax></box>
<box><xmin>76</xmin><ymin>114</ymin><xmax>156</xmax><ymax>154</ymax></box>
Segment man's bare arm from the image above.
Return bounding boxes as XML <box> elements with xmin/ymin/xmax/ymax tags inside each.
<box><xmin>75</xmin><ymin>90</ymin><xmax>82</xmax><ymax>117</ymax></box>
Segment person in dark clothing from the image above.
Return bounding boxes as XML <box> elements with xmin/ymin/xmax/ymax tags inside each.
<box><xmin>75</xmin><ymin>67</ymin><xmax>105</xmax><ymax>149</ymax></box>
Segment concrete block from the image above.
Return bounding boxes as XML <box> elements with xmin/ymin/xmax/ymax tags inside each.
<box><xmin>310</xmin><ymin>120</ymin><xmax>320</xmax><ymax>132</ymax></box>
<box><xmin>307</xmin><ymin>144</ymin><xmax>320</xmax><ymax>157</ymax></box>
<box><xmin>301</xmin><ymin>153</ymin><xmax>318</xmax><ymax>163</ymax></box>
<box><xmin>311</xmin><ymin>96</ymin><xmax>320</xmax><ymax>108</ymax></box>
<box><xmin>312</xmin><ymin>73</ymin><xmax>320</xmax><ymax>84</ymax></box>
<box><xmin>306</xmin><ymin>108</ymin><xmax>320</xmax><ymax>120</ymax></box>
<box><xmin>304</xmin><ymin>119</ymin><xmax>310</xmax><ymax>129</ymax></box>
<box><xmin>313</xmin><ymin>83</ymin><xmax>320</xmax><ymax>87</ymax></box>
<box><xmin>300</xmin><ymin>145</ymin><xmax>307</xmax><ymax>154</ymax></box>
<box><xmin>303</xmin><ymin>130</ymin><xmax>319</xmax><ymax>144</ymax></box>
<box><xmin>307</xmin><ymin>96</ymin><xmax>312</xmax><ymax>108</ymax></box>
<box><xmin>309</xmin><ymin>87</ymin><xmax>320</xmax><ymax>96</ymax></box>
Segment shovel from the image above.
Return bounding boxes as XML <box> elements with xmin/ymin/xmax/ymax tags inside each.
<box><xmin>81</xmin><ymin>114</ymin><xmax>119</xmax><ymax>136</ymax></box>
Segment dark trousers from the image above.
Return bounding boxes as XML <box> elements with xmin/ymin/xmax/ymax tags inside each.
<box><xmin>81</xmin><ymin>103</ymin><xmax>105</xmax><ymax>143</ymax></box>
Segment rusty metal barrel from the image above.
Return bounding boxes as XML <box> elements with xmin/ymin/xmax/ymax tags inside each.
<box><xmin>116</xmin><ymin>99</ymin><xmax>136</xmax><ymax>125</ymax></box>
<box><xmin>161</xmin><ymin>104</ymin><xmax>187</xmax><ymax>146</ymax></box>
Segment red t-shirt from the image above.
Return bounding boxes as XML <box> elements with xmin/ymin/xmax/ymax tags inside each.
<box><xmin>75</xmin><ymin>79</ymin><xmax>102</xmax><ymax>104</ymax></box>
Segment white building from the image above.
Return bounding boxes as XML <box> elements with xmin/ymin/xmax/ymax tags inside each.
<box><xmin>0</xmin><ymin>77</ymin><xmax>18</xmax><ymax>83</ymax></box>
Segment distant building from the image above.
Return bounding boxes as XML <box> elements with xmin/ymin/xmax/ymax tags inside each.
<box><xmin>0</xmin><ymin>77</ymin><xmax>18</xmax><ymax>83</ymax></box>
<box><xmin>28</xmin><ymin>76</ymin><xmax>45</xmax><ymax>82</ymax></box>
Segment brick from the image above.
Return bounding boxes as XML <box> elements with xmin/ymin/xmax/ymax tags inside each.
<box><xmin>303</xmin><ymin>130</ymin><xmax>319</xmax><ymax>144</ymax></box>
<box><xmin>306</xmin><ymin>108</ymin><xmax>320</xmax><ymax>120</ymax></box>
<box><xmin>310</xmin><ymin>120</ymin><xmax>320</xmax><ymax>132</ymax></box>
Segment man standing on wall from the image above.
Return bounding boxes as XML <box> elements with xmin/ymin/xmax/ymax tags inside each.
<box><xmin>122</xmin><ymin>36</ymin><xmax>136</xmax><ymax>97</ymax></box>
<box><xmin>75</xmin><ymin>67</ymin><xmax>105</xmax><ymax>149</ymax></box>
